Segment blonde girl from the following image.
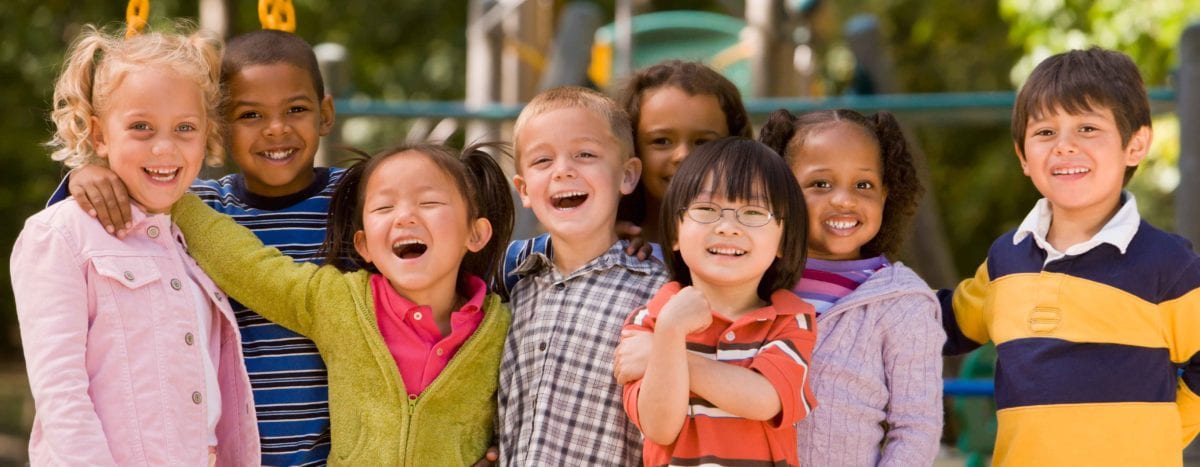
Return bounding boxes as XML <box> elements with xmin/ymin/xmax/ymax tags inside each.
<box><xmin>11</xmin><ymin>24</ymin><xmax>260</xmax><ymax>465</ymax></box>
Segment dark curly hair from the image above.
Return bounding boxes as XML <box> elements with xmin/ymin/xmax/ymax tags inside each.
<box><xmin>759</xmin><ymin>109</ymin><xmax>923</xmax><ymax>259</ymax></box>
<box><xmin>614</xmin><ymin>60</ymin><xmax>752</xmax><ymax>227</ymax></box>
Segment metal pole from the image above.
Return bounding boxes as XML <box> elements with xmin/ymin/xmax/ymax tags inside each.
<box><xmin>198</xmin><ymin>0</ymin><xmax>228</xmax><ymax>38</ymax></box>
<box><xmin>467</xmin><ymin>0</ymin><xmax>502</xmax><ymax>144</ymax></box>
<box><xmin>1177</xmin><ymin>23</ymin><xmax>1200</xmax><ymax>250</ymax></box>
<box><xmin>314</xmin><ymin>42</ymin><xmax>348</xmax><ymax>167</ymax></box>
<box><xmin>613</xmin><ymin>0</ymin><xmax>634</xmax><ymax>81</ymax></box>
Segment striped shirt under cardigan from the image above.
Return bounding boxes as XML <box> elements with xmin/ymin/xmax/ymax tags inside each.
<box><xmin>794</xmin><ymin>261</ymin><xmax>944</xmax><ymax>466</ymax></box>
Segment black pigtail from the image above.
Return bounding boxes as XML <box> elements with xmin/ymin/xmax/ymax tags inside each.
<box><xmin>758</xmin><ymin>109</ymin><xmax>799</xmax><ymax>158</ymax></box>
<box><xmin>320</xmin><ymin>148</ymin><xmax>373</xmax><ymax>272</ymax></box>
<box><xmin>459</xmin><ymin>143</ymin><xmax>515</xmax><ymax>287</ymax></box>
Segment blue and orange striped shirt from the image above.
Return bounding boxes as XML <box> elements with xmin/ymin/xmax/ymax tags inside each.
<box><xmin>942</xmin><ymin>195</ymin><xmax>1200</xmax><ymax>466</ymax></box>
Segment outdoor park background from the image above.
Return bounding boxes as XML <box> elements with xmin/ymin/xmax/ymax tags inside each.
<box><xmin>0</xmin><ymin>0</ymin><xmax>1198</xmax><ymax>464</ymax></box>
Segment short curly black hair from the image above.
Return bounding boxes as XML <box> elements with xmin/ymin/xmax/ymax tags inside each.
<box><xmin>759</xmin><ymin>109</ymin><xmax>923</xmax><ymax>259</ymax></box>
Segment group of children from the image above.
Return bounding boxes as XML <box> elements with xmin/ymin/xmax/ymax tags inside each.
<box><xmin>10</xmin><ymin>18</ymin><xmax>1200</xmax><ymax>467</ymax></box>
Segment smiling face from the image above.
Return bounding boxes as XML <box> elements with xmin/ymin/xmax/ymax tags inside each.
<box><xmin>225</xmin><ymin>63</ymin><xmax>334</xmax><ymax>197</ymax></box>
<box><xmin>1019</xmin><ymin>105</ymin><xmax>1149</xmax><ymax>223</ymax></box>
<box><xmin>353</xmin><ymin>151</ymin><xmax>490</xmax><ymax>303</ymax></box>
<box><xmin>790</xmin><ymin>123</ymin><xmax>887</xmax><ymax>261</ymax></box>
<box><xmin>91</xmin><ymin>67</ymin><xmax>207</xmax><ymax>214</ymax></box>
<box><xmin>675</xmin><ymin>186</ymin><xmax>783</xmax><ymax>296</ymax></box>
<box><xmin>513</xmin><ymin>107</ymin><xmax>641</xmax><ymax>243</ymax></box>
<box><xmin>636</xmin><ymin>87</ymin><xmax>729</xmax><ymax>202</ymax></box>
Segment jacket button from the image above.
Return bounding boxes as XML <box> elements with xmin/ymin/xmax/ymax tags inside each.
<box><xmin>185</xmin><ymin>332</ymin><xmax>194</xmax><ymax>345</ymax></box>
<box><xmin>123</xmin><ymin>271</ymin><xmax>135</xmax><ymax>281</ymax></box>
<box><xmin>170</xmin><ymin>279</ymin><xmax>182</xmax><ymax>290</ymax></box>
<box><xmin>147</xmin><ymin>225</ymin><xmax>160</xmax><ymax>238</ymax></box>
<box><xmin>538</xmin><ymin>342</ymin><xmax>547</xmax><ymax>351</ymax></box>
<box><xmin>725</xmin><ymin>332</ymin><xmax>736</xmax><ymax>341</ymax></box>
<box><xmin>192</xmin><ymin>391</ymin><xmax>202</xmax><ymax>404</ymax></box>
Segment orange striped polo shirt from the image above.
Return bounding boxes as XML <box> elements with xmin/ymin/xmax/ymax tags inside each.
<box><xmin>623</xmin><ymin>281</ymin><xmax>818</xmax><ymax>467</ymax></box>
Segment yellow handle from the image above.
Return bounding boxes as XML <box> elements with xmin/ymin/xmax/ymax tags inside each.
<box><xmin>258</xmin><ymin>0</ymin><xmax>296</xmax><ymax>32</ymax></box>
<box><xmin>126</xmin><ymin>0</ymin><xmax>149</xmax><ymax>38</ymax></box>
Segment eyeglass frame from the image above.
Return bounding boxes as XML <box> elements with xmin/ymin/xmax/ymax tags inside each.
<box><xmin>679</xmin><ymin>201</ymin><xmax>779</xmax><ymax>228</ymax></box>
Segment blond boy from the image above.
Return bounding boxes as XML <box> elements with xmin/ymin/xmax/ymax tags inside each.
<box><xmin>497</xmin><ymin>87</ymin><xmax>668</xmax><ymax>466</ymax></box>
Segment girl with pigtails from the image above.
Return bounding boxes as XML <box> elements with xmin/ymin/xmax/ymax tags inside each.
<box><xmin>759</xmin><ymin>109</ymin><xmax>945</xmax><ymax>466</ymax></box>
<box><xmin>168</xmin><ymin>143</ymin><xmax>515</xmax><ymax>465</ymax></box>
<box><xmin>11</xmin><ymin>23</ymin><xmax>261</xmax><ymax>465</ymax></box>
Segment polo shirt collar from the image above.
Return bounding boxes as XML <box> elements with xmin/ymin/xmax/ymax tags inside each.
<box><xmin>1012</xmin><ymin>191</ymin><xmax>1141</xmax><ymax>264</ymax></box>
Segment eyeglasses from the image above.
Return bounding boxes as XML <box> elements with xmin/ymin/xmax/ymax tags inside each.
<box><xmin>682</xmin><ymin>201</ymin><xmax>776</xmax><ymax>227</ymax></box>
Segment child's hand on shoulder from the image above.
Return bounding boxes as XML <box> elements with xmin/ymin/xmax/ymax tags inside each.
<box><xmin>69</xmin><ymin>165</ymin><xmax>132</xmax><ymax>238</ymax></box>
<box><xmin>616</xmin><ymin>221</ymin><xmax>654</xmax><ymax>260</ymax></box>
<box><xmin>657</xmin><ymin>286</ymin><xmax>712</xmax><ymax>336</ymax></box>
<box><xmin>614</xmin><ymin>329</ymin><xmax>652</xmax><ymax>384</ymax></box>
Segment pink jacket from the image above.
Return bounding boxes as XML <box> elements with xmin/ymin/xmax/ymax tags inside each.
<box><xmin>10</xmin><ymin>201</ymin><xmax>259</xmax><ymax>466</ymax></box>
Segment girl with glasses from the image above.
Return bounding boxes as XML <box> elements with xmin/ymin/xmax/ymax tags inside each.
<box><xmin>616</xmin><ymin>137</ymin><xmax>817</xmax><ymax>466</ymax></box>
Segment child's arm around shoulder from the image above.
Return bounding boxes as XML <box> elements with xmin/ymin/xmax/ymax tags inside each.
<box><xmin>1166</xmin><ymin>255</ymin><xmax>1200</xmax><ymax>447</ymax></box>
<box><xmin>940</xmin><ymin>261</ymin><xmax>993</xmax><ymax>356</ymax></box>
<box><xmin>10</xmin><ymin>212</ymin><xmax>118</xmax><ymax>464</ymax></box>
<box><xmin>687</xmin><ymin>295</ymin><xmax>816</xmax><ymax>427</ymax></box>
<box><xmin>625</xmin><ymin>286</ymin><xmax>710</xmax><ymax>445</ymax></box>
<box><xmin>171</xmin><ymin>193</ymin><xmax>332</xmax><ymax>336</ymax></box>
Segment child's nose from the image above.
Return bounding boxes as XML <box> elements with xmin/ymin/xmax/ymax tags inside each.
<box><xmin>551</xmin><ymin>161</ymin><xmax>576</xmax><ymax>180</ymax></box>
<box><xmin>1053</xmin><ymin>133</ymin><xmax>1079</xmax><ymax>154</ymax></box>
<box><xmin>713</xmin><ymin>211</ymin><xmax>743</xmax><ymax>235</ymax></box>
<box><xmin>831</xmin><ymin>187</ymin><xmax>856</xmax><ymax>208</ymax></box>
<box><xmin>151</xmin><ymin>138</ymin><xmax>175</xmax><ymax>157</ymax></box>
<box><xmin>670</xmin><ymin>144</ymin><xmax>691</xmax><ymax>164</ymax></box>
<box><xmin>264</xmin><ymin>117</ymin><xmax>290</xmax><ymax>137</ymax></box>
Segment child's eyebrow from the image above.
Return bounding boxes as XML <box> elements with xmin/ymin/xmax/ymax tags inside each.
<box><xmin>229</xmin><ymin>94</ymin><xmax>314</xmax><ymax>108</ymax></box>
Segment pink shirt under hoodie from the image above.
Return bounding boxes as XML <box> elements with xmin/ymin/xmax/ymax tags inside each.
<box><xmin>10</xmin><ymin>200</ymin><xmax>260</xmax><ymax>466</ymax></box>
<box><xmin>370</xmin><ymin>274</ymin><xmax>486</xmax><ymax>397</ymax></box>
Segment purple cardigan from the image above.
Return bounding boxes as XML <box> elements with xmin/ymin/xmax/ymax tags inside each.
<box><xmin>794</xmin><ymin>262</ymin><xmax>944</xmax><ymax>466</ymax></box>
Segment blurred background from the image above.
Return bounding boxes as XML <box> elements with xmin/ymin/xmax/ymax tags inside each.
<box><xmin>2</xmin><ymin>0</ymin><xmax>1199</xmax><ymax>464</ymax></box>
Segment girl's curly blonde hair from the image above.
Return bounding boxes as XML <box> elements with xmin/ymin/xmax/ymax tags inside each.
<box><xmin>47</xmin><ymin>22</ymin><xmax>224</xmax><ymax>169</ymax></box>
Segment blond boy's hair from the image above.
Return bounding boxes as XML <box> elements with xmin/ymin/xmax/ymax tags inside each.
<box><xmin>48</xmin><ymin>22</ymin><xmax>225</xmax><ymax>169</ymax></box>
<box><xmin>512</xmin><ymin>86</ymin><xmax>634</xmax><ymax>167</ymax></box>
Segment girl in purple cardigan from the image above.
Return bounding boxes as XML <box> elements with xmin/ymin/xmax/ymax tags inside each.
<box><xmin>759</xmin><ymin>108</ymin><xmax>945</xmax><ymax>466</ymax></box>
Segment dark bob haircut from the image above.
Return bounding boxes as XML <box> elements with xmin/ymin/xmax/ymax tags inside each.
<box><xmin>659</xmin><ymin>137</ymin><xmax>808</xmax><ymax>300</ymax></box>
<box><xmin>1012</xmin><ymin>47</ymin><xmax>1150</xmax><ymax>184</ymax></box>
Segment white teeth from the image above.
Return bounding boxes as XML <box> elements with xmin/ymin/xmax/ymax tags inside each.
<box><xmin>1053</xmin><ymin>167</ymin><xmax>1090</xmax><ymax>175</ymax></box>
<box><xmin>391</xmin><ymin>239</ymin><xmax>425</xmax><ymax>249</ymax></box>
<box><xmin>144</xmin><ymin>168</ymin><xmax>179</xmax><ymax>182</ymax></box>
<box><xmin>262</xmin><ymin>149</ymin><xmax>294</xmax><ymax>160</ymax></box>
<box><xmin>825</xmin><ymin>220</ymin><xmax>858</xmax><ymax>230</ymax></box>
<box><xmin>552</xmin><ymin>191</ymin><xmax>587</xmax><ymax>199</ymax></box>
<box><xmin>707</xmin><ymin>247</ymin><xmax>746</xmax><ymax>256</ymax></box>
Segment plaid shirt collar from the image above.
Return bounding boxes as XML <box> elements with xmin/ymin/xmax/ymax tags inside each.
<box><xmin>511</xmin><ymin>237</ymin><xmax>663</xmax><ymax>281</ymax></box>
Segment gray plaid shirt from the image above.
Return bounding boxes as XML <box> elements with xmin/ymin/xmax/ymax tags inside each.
<box><xmin>498</xmin><ymin>238</ymin><xmax>667</xmax><ymax>466</ymax></box>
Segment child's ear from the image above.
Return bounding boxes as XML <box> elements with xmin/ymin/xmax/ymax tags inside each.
<box><xmin>1125</xmin><ymin>125</ymin><xmax>1152</xmax><ymax>166</ymax></box>
<box><xmin>318</xmin><ymin>95</ymin><xmax>336</xmax><ymax>137</ymax></box>
<box><xmin>620</xmin><ymin>157</ymin><xmax>642</xmax><ymax>195</ymax></box>
<box><xmin>512</xmin><ymin>174</ymin><xmax>533</xmax><ymax>208</ymax></box>
<box><xmin>466</xmin><ymin>217</ymin><xmax>493</xmax><ymax>253</ymax></box>
<box><xmin>352</xmin><ymin>230</ymin><xmax>374</xmax><ymax>264</ymax></box>
<box><xmin>1014</xmin><ymin>142</ymin><xmax>1029</xmax><ymax>176</ymax></box>
<box><xmin>91</xmin><ymin>116</ymin><xmax>109</xmax><ymax>159</ymax></box>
